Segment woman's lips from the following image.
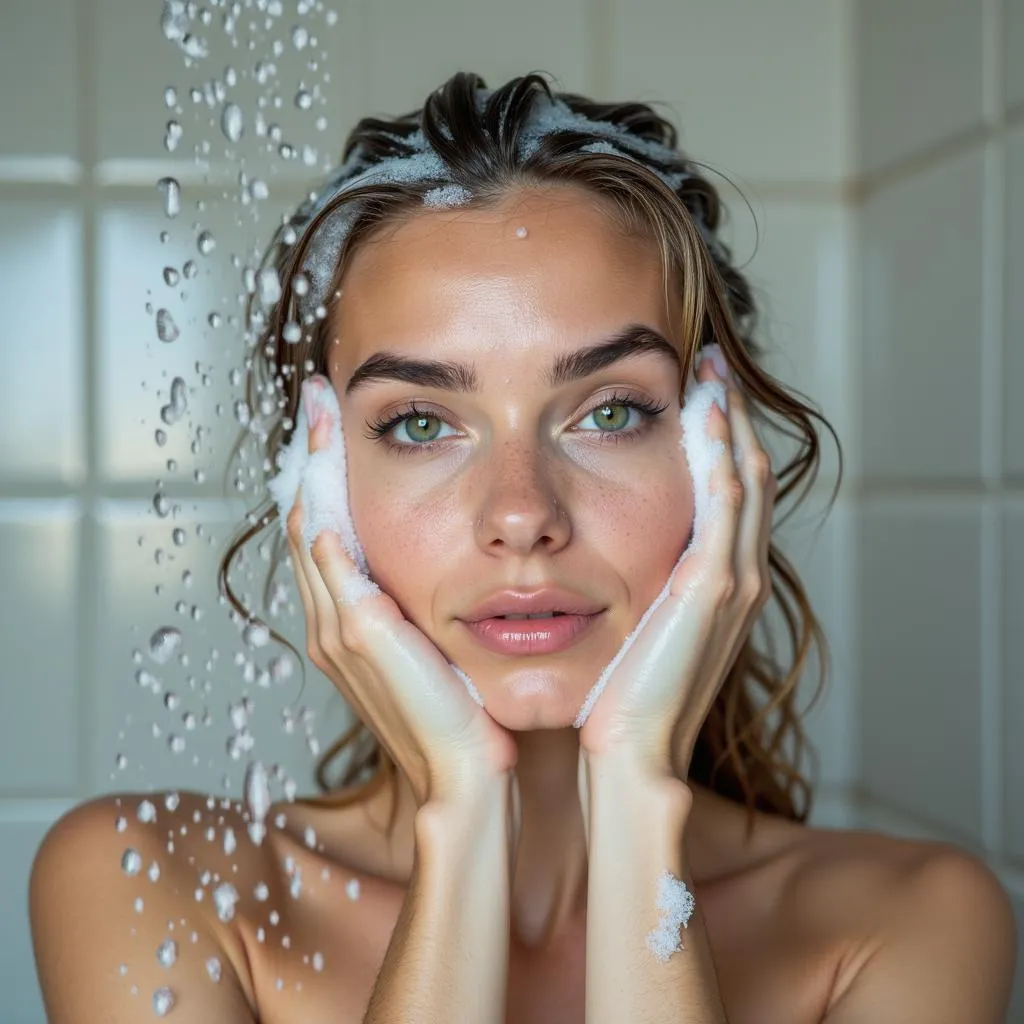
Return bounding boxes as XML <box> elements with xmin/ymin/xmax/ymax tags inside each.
<box><xmin>460</xmin><ymin>612</ymin><xmax>603</xmax><ymax>655</ymax></box>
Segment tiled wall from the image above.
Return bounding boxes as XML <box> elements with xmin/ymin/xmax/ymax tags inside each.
<box><xmin>853</xmin><ymin>0</ymin><xmax>1024</xmax><ymax>1014</ymax></box>
<box><xmin>0</xmin><ymin>0</ymin><xmax>1017</xmax><ymax>1020</ymax></box>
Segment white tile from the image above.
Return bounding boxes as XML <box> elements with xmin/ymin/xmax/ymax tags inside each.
<box><xmin>364</xmin><ymin>0</ymin><xmax>591</xmax><ymax>117</ymax></box>
<box><xmin>0</xmin><ymin>1</ymin><xmax>77</xmax><ymax>159</ymax></box>
<box><xmin>0</xmin><ymin>817</ymin><xmax>58</xmax><ymax>1024</ymax></box>
<box><xmin>768</xmin><ymin>499</ymin><xmax>857</xmax><ymax>789</ymax></box>
<box><xmin>95</xmin><ymin>0</ymin><xmax>363</xmax><ymax>170</ymax></box>
<box><xmin>91</xmin><ymin>501</ymin><xmax>351</xmax><ymax>799</ymax></box>
<box><xmin>856</xmin><ymin>0</ymin><xmax>984</xmax><ymax>174</ymax></box>
<box><xmin>857</xmin><ymin>499</ymin><xmax>983</xmax><ymax>843</ymax></box>
<box><xmin>609</xmin><ymin>0</ymin><xmax>850</xmax><ymax>183</ymax></box>
<box><xmin>860</xmin><ymin>149</ymin><xmax>985</xmax><ymax>482</ymax></box>
<box><xmin>1006</xmin><ymin>0</ymin><xmax>1024</xmax><ymax>110</ymax></box>
<box><xmin>0</xmin><ymin>505</ymin><xmax>81</xmax><ymax>794</ymax></box>
<box><xmin>0</xmin><ymin>203</ymin><xmax>84</xmax><ymax>483</ymax></box>
<box><xmin>1003</xmin><ymin>507</ymin><xmax>1024</xmax><ymax>862</ymax></box>
<box><xmin>1004</xmin><ymin>128</ymin><xmax>1024</xmax><ymax>480</ymax></box>
<box><xmin>95</xmin><ymin>193</ymin><xmax>296</xmax><ymax>485</ymax></box>
<box><xmin>718</xmin><ymin>190</ymin><xmax>854</xmax><ymax>484</ymax></box>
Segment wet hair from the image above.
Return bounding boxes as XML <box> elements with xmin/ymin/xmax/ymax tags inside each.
<box><xmin>219</xmin><ymin>70</ymin><xmax>841</xmax><ymax>839</ymax></box>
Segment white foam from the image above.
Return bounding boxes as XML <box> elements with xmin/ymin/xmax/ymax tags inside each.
<box><xmin>645</xmin><ymin>869</ymin><xmax>696</xmax><ymax>962</ymax></box>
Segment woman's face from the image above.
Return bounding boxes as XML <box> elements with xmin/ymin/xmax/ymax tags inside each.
<box><xmin>324</xmin><ymin>186</ymin><xmax>695</xmax><ymax>731</ymax></box>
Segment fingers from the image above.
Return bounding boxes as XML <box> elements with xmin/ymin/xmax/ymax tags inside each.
<box><xmin>682</xmin><ymin>347</ymin><xmax>773</xmax><ymax>614</ymax></box>
<box><xmin>726</xmin><ymin>384</ymin><xmax>775</xmax><ymax>607</ymax></box>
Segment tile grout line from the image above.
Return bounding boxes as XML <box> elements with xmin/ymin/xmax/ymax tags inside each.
<box><xmin>979</xmin><ymin>0</ymin><xmax>1006</xmax><ymax>858</ymax></box>
<box><xmin>77</xmin><ymin>0</ymin><xmax>100</xmax><ymax>803</ymax></box>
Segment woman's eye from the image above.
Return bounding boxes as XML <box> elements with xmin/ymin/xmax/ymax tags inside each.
<box><xmin>576</xmin><ymin>402</ymin><xmax>640</xmax><ymax>433</ymax></box>
<box><xmin>393</xmin><ymin>414</ymin><xmax>457</xmax><ymax>445</ymax></box>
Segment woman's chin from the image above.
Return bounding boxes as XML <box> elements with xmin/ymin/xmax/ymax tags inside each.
<box><xmin>469</xmin><ymin>666</ymin><xmax>595</xmax><ymax>731</ymax></box>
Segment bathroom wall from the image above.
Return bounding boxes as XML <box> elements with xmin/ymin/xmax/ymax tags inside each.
<box><xmin>850</xmin><ymin>0</ymin><xmax>1024</xmax><ymax>1015</ymax></box>
<box><xmin>0</xmin><ymin>0</ymin><xmax>1017</xmax><ymax>1020</ymax></box>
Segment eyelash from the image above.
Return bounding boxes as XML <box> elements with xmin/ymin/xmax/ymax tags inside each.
<box><xmin>362</xmin><ymin>390</ymin><xmax>671</xmax><ymax>457</ymax></box>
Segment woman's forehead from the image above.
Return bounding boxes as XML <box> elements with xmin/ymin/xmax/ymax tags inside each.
<box><xmin>329</xmin><ymin>190</ymin><xmax>674</xmax><ymax>375</ymax></box>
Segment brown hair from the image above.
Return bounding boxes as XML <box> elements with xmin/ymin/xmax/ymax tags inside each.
<box><xmin>219</xmin><ymin>70</ymin><xmax>840</xmax><ymax>839</ymax></box>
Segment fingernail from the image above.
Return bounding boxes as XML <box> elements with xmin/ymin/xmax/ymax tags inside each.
<box><xmin>699</xmin><ymin>343</ymin><xmax>732</xmax><ymax>382</ymax></box>
<box><xmin>301</xmin><ymin>379</ymin><xmax>322</xmax><ymax>433</ymax></box>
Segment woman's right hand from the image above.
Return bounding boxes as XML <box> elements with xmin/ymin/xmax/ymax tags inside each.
<box><xmin>284</xmin><ymin>382</ymin><xmax>519</xmax><ymax>812</ymax></box>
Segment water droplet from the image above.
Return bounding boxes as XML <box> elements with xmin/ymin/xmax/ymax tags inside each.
<box><xmin>294</xmin><ymin>89</ymin><xmax>313</xmax><ymax>110</ymax></box>
<box><xmin>181</xmin><ymin>33</ymin><xmax>208</xmax><ymax>59</ymax></box>
<box><xmin>148</xmin><ymin>626</ymin><xmax>183</xmax><ymax>665</ymax></box>
<box><xmin>312</xmin><ymin>951</ymin><xmax>324</xmax><ymax>972</ymax></box>
<box><xmin>121</xmin><ymin>848</ymin><xmax>142</xmax><ymax>876</ymax></box>
<box><xmin>182</xmin><ymin>259</ymin><xmax>198</xmax><ymax>279</ymax></box>
<box><xmin>242</xmin><ymin>621</ymin><xmax>270</xmax><ymax>648</ymax></box>
<box><xmin>196</xmin><ymin>231</ymin><xmax>216</xmax><ymax>256</ymax></box>
<box><xmin>250</xmin><ymin>178</ymin><xmax>269</xmax><ymax>201</ymax></box>
<box><xmin>115</xmin><ymin>816</ymin><xmax>127</xmax><ymax>833</ymax></box>
<box><xmin>152</xmin><ymin>986</ymin><xmax>175</xmax><ymax>1016</ymax></box>
<box><xmin>256</xmin><ymin>267</ymin><xmax>280</xmax><ymax>306</ymax></box>
<box><xmin>164</xmin><ymin>86</ymin><xmax>177</xmax><ymax>108</ymax></box>
<box><xmin>156</xmin><ymin>177</ymin><xmax>181</xmax><ymax>218</ymax></box>
<box><xmin>172</xmin><ymin>527</ymin><xmax>187</xmax><ymax>547</ymax></box>
<box><xmin>213</xmin><ymin>882</ymin><xmax>238</xmax><ymax>923</ymax></box>
<box><xmin>155</xmin><ymin>429</ymin><xmax>167</xmax><ymax>446</ymax></box>
<box><xmin>137</xmin><ymin>799</ymin><xmax>157</xmax><ymax>823</ymax></box>
<box><xmin>268</xmin><ymin>654</ymin><xmax>294</xmax><ymax>683</ymax></box>
<box><xmin>162</xmin><ymin>266</ymin><xmax>180</xmax><ymax>287</ymax></box>
<box><xmin>156</xmin><ymin>938</ymin><xmax>177</xmax><ymax>967</ymax></box>
<box><xmin>281</xmin><ymin>321</ymin><xmax>302</xmax><ymax>344</ymax></box>
<box><xmin>164</xmin><ymin>120</ymin><xmax>183</xmax><ymax>153</ymax></box>
<box><xmin>160</xmin><ymin>377</ymin><xmax>188</xmax><ymax>425</ymax></box>
<box><xmin>291</xmin><ymin>25</ymin><xmax>309</xmax><ymax>49</ymax></box>
<box><xmin>346</xmin><ymin>878</ymin><xmax>361</xmax><ymax>900</ymax></box>
<box><xmin>207</xmin><ymin>311</ymin><xmax>222</xmax><ymax>328</ymax></box>
<box><xmin>160</xmin><ymin>2</ymin><xmax>186</xmax><ymax>42</ymax></box>
<box><xmin>148</xmin><ymin>860</ymin><xmax>161</xmax><ymax>882</ymax></box>
<box><xmin>168</xmin><ymin>734</ymin><xmax>186</xmax><ymax>754</ymax></box>
<box><xmin>223</xmin><ymin>827</ymin><xmax>236</xmax><ymax>855</ymax></box>
<box><xmin>253</xmin><ymin>881</ymin><xmax>269</xmax><ymax>901</ymax></box>
<box><xmin>206</xmin><ymin>956</ymin><xmax>222</xmax><ymax>983</ymax></box>
<box><xmin>244</xmin><ymin>761</ymin><xmax>271</xmax><ymax>845</ymax></box>
<box><xmin>156</xmin><ymin>309</ymin><xmax>179</xmax><ymax>343</ymax></box>
<box><xmin>221</xmin><ymin>103</ymin><xmax>244</xmax><ymax>143</ymax></box>
<box><xmin>115</xmin><ymin>752</ymin><xmax>127</xmax><ymax>771</ymax></box>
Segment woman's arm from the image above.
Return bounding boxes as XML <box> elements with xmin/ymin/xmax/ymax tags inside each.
<box><xmin>582</xmin><ymin>757</ymin><xmax>730</xmax><ymax>1023</ymax></box>
<box><xmin>30</xmin><ymin>797</ymin><xmax>257</xmax><ymax>1023</ymax></box>
<box><xmin>363</xmin><ymin>772</ymin><xmax>515</xmax><ymax>1024</ymax></box>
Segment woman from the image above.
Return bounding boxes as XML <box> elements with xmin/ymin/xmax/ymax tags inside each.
<box><xmin>30</xmin><ymin>72</ymin><xmax>1016</xmax><ymax>1023</ymax></box>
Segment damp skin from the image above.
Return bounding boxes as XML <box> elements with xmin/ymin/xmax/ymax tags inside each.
<box><xmin>271</xmin><ymin>361</ymin><xmax>727</xmax><ymax>733</ymax></box>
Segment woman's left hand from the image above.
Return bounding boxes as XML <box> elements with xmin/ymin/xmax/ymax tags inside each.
<box><xmin>576</xmin><ymin>347</ymin><xmax>777</xmax><ymax>785</ymax></box>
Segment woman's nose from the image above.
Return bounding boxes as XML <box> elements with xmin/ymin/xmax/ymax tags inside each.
<box><xmin>471</xmin><ymin>443</ymin><xmax>571</xmax><ymax>557</ymax></box>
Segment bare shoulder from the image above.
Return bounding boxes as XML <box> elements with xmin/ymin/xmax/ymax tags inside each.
<box><xmin>30</xmin><ymin>790</ymin><xmax>271</xmax><ymax>1023</ymax></box>
<box><xmin>783</xmin><ymin>823</ymin><xmax>1018</xmax><ymax>1022</ymax></box>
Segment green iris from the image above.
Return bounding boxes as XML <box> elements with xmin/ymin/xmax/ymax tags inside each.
<box><xmin>592</xmin><ymin>403</ymin><xmax>630</xmax><ymax>431</ymax></box>
<box><xmin>406</xmin><ymin>415</ymin><xmax>442</xmax><ymax>442</ymax></box>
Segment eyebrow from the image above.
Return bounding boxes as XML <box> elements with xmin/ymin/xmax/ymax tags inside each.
<box><xmin>344</xmin><ymin>323</ymin><xmax>681</xmax><ymax>396</ymax></box>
